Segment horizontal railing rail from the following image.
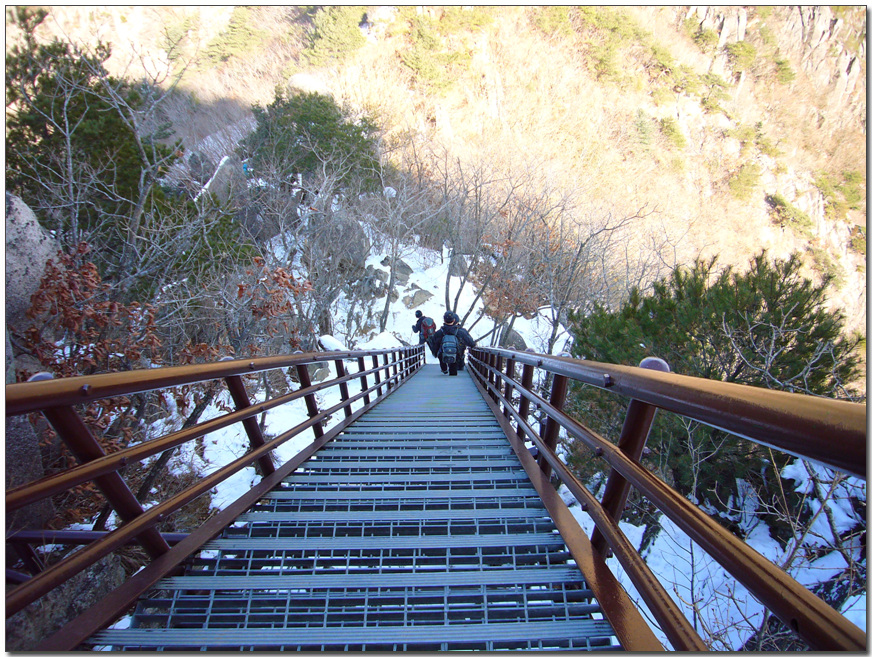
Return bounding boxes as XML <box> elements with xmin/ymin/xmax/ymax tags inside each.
<box><xmin>5</xmin><ymin>344</ymin><xmax>425</xmax><ymax>648</ymax></box>
<box><xmin>467</xmin><ymin>346</ymin><xmax>866</xmax><ymax>652</ymax></box>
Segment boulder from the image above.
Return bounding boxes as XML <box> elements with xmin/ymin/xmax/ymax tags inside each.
<box><xmin>379</xmin><ymin>257</ymin><xmax>414</xmax><ymax>284</ymax></box>
<box><xmin>6</xmin><ymin>414</ymin><xmax>55</xmax><ymax>532</ymax></box>
<box><xmin>308</xmin><ymin>363</ymin><xmax>332</xmax><ymax>383</ymax></box>
<box><xmin>393</xmin><ymin>258</ymin><xmax>414</xmax><ymax>284</ymax></box>
<box><xmin>500</xmin><ymin>327</ymin><xmax>528</xmax><ymax>352</ymax></box>
<box><xmin>5</xmin><ymin>551</ymin><xmax>125</xmax><ymax>650</ymax></box>
<box><xmin>5</xmin><ymin>193</ymin><xmax>57</xmax><ymax>329</ymax></box>
<box><xmin>366</xmin><ymin>265</ymin><xmax>389</xmax><ymax>283</ymax></box>
<box><xmin>403</xmin><ymin>289</ymin><xmax>434</xmax><ymax>309</ymax></box>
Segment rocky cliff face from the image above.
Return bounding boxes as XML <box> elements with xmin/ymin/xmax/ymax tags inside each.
<box><xmin>683</xmin><ymin>6</ymin><xmax>866</xmax><ymax>134</ymax></box>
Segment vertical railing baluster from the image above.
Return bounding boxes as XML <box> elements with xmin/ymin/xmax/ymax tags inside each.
<box><xmin>539</xmin><ymin>374</ymin><xmax>569</xmax><ymax>479</ymax></box>
<box><xmin>383</xmin><ymin>354</ymin><xmax>392</xmax><ymax>392</ymax></box>
<box><xmin>357</xmin><ymin>356</ymin><xmax>371</xmax><ymax>405</ymax></box>
<box><xmin>38</xmin><ymin>402</ymin><xmax>170</xmax><ymax>559</ymax></box>
<box><xmin>492</xmin><ymin>354</ymin><xmax>504</xmax><ymax>402</ymax></box>
<box><xmin>371</xmin><ymin>355</ymin><xmax>382</xmax><ymax>397</ymax></box>
<box><xmin>400</xmin><ymin>347</ymin><xmax>409</xmax><ymax>381</ymax></box>
<box><xmin>334</xmin><ymin>359</ymin><xmax>352</xmax><ymax>418</ymax></box>
<box><xmin>590</xmin><ymin>357</ymin><xmax>670</xmax><ymax>557</ymax></box>
<box><xmin>516</xmin><ymin>362</ymin><xmax>535</xmax><ymax>443</ymax></box>
<box><xmin>295</xmin><ymin>363</ymin><xmax>324</xmax><ymax>439</ymax></box>
<box><xmin>222</xmin><ymin>361</ymin><xmax>276</xmax><ymax>476</ymax></box>
<box><xmin>504</xmin><ymin>357</ymin><xmax>517</xmax><ymax>420</ymax></box>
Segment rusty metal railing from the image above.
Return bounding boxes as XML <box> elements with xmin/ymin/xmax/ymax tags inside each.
<box><xmin>467</xmin><ymin>346</ymin><xmax>866</xmax><ymax>652</ymax></box>
<box><xmin>5</xmin><ymin>344</ymin><xmax>424</xmax><ymax>649</ymax></box>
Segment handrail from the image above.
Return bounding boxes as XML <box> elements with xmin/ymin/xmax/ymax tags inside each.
<box><xmin>467</xmin><ymin>346</ymin><xmax>866</xmax><ymax>651</ymax></box>
<box><xmin>6</xmin><ymin>347</ymin><xmax>416</xmax><ymax>415</ymax></box>
<box><xmin>475</xmin><ymin>347</ymin><xmax>865</xmax><ymax>479</ymax></box>
<box><xmin>5</xmin><ymin>345</ymin><xmax>425</xmax><ymax>635</ymax></box>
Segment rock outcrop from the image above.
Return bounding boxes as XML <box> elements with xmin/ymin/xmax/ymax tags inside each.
<box><xmin>5</xmin><ymin>193</ymin><xmax>57</xmax><ymax>329</ymax></box>
<box><xmin>683</xmin><ymin>6</ymin><xmax>866</xmax><ymax>133</ymax></box>
<box><xmin>5</xmin><ymin>195</ymin><xmax>57</xmax><ymax>533</ymax></box>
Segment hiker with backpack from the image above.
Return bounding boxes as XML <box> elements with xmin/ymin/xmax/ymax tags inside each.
<box><xmin>412</xmin><ymin>310</ymin><xmax>437</xmax><ymax>345</ymax></box>
<box><xmin>431</xmin><ymin>311</ymin><xmax>475</xmax><ymax>376</ymax></box>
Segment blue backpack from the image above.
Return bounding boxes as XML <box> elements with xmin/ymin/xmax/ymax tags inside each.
<box><xmin>440</xmin><ymin>333</ymin><xmax>459</xmax><ymax>364</ymax></box>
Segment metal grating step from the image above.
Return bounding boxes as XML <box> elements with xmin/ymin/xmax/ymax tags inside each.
<box><xmin>204</xmin><ymin>532</ymin><xmax>568</xmax><ymax>550</ymax></box>
<box><xmin>87</xmin><ymin>365</ymin><xmax>620</xmax><ymax>651</ymax></box>
<box><xmin>217</xmin><ymin>516</ymin><xmax>561</xmax><ymax>540</ymax></box>
<box><xmin>94</xmin><ymin>619</ymin><xmax>618</xmax><ymax>651</ymax></box>
<box><xmin>262</xmin><ymin>487</ymin><xmax>539</xmax><ymax>500</ymax></box>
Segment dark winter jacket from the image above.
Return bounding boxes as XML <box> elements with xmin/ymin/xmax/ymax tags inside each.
<box><xmin>431</xmin><ymin>323</ymin><xmax>475</xmax><ymax>359</ymax></box>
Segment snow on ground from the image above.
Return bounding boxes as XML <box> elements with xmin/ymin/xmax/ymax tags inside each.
<box><xmin>561</xmin><ymin>454</ymin><xmax>867</xmax><ymax>649</ymax></box>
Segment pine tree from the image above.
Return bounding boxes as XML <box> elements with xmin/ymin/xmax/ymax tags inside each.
<box><xmin>242</xmin><ymin>91</ymin><xmax>379</xmax><ymax>189</ymax></box>
<box><xmin>567</xmin><ymin>251</ymin><xmax>863</xmax><ymax>535</ymax></box>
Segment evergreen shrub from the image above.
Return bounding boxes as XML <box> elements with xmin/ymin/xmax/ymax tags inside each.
<box><xmin>305</xmin><ymin>6</ymin><xmax>367</xmax><ymax>66</ymax></box>
<box><xmin>765</xmin><ymin>193</ymin><xmax>813</xmax><ymax>235</ymax></box>
<box><xmin>659</xmin><ymin>117</ymin><xmax>687</xmax><ymax>148</ymax></box>
<box><xmin>533</xmin><ymin>6</ymin><xmax>573</xmax><ymax>37</ymax></box>
<box><xmin>727</xmin><ymin>163</ymin><xmax>761</xmax><ymax>200</ymax></box>
<box><xmin>568</xmin><ymin>251</ymin><xmax>862</xmax><ymax>535</ymax></box>
<box><xmin>724</xmin><ymin>40</ymin><xmax>756</xmax><ymax>73</ymax></box>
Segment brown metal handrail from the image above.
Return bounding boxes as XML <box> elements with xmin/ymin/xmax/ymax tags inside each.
<box><xmin>5</xmin><ymin>345</ymin><xmax>425</xmax><ymax>638</ymax></box>
<box><xmin>468</xmin><ymin>346</ymin><xmax>866</xmax><ymax>652</ymax></box>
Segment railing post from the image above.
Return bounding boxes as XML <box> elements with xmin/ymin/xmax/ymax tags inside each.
<box><xmin>516</xmin><ymin>361</ymin><xmax>535</xmax><ymax>442</ymax></box>
<box><xmin>401</xmin><ymin>347</ymin><xmax>410</xmax><ymax>380</ymax></box>
<box><xmin>539</xmin><ymin>373</ymin><xmax>569</xmax><ymax>479</ymax></box>
<box><xmin>33</xmin><ymin>383</ymin><xmax>170</xmax><ymax>559</ymax></box>
<box><xmin>221</xmin><ymin>359</ymin><xmax>276</xmax><ymax>476</ymax></box>
<box><xmin>491</xmin><ymin>354</ymin><xmax>504</xmax><ymax>402</ymax></box>
<box><xmin>295</xmin><ymin>363</ymin><xmax>324</xmax><ymax>439</ymax></box>
<box><xmin>371</xmin><ymin>355</ymin><xmax>382</xmax><ymax>396</ymax></box>
<box><xmin>334</xmin><ymin>359</ymin><xmax>352</xmax><ymax>418</ymax></box>
<box><xmin>357</xmin><ymin>356</ymin><xmax>371</xmax><ymax>405</ymax></box>
<box><xmin>590</xmin><ymin>357</ymin><xmax>670</xmax><ymax>557</ymax></box>
<box><xmin>504</xmin><ymin>356</ymin><xmax>517</xmax><ymax>420</ymax></box>
<box><xmin>383</xmin><ymin>354</ymin><xmax>392</xmax><ymax>392</ymax></box>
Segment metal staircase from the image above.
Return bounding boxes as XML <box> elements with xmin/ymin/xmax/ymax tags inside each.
<box><xmin>89</xmin><ymin>364</ymin><xmax>620</xmax><ymax>651</ymax></box>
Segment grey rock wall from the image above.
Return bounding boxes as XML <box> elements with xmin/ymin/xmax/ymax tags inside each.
<box><xmin>5</xmin><ymin>193</ymin><xmax>57</xmax><ymax>329</ymax></box>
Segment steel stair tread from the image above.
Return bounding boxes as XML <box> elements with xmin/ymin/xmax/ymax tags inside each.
<box><xmin>263</xmin><ymin>487</ymin><xmax>537</xmax><ymax>500</ymax></box>
<box><xmin>204</xmin><ymin>532</ymin><xmax>567</xmax><ymax>550</ymax></box>
<box><xmin>93</xmin><ymin>619</ymin><xmax>617</xmax><ymax>648</ymax></box>
<box><xmin>237</xmin><ymin>508</ymin><xmax>552</xmax><ymax>522</ymax></box>
<box><xmin>154</xmin><ymin>566</ymin><xmax>585</xmax><ymax>589</ymax></box>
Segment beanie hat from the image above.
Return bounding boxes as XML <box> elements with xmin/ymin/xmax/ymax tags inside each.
<box><xmin>443</xmin><ymin>312</ymin><xmax>456</xmax><ymax>324</ymax></box>
<box><xmin>415</xmin><ymin>310</ymin><xmax>423</xmax><ymax>318</ymax></box>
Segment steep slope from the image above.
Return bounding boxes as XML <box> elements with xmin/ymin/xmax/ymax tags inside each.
<box><xmin>9</xmin><ymin>6</ymin><xmax>866</xmax><ymax>333</ymax></box>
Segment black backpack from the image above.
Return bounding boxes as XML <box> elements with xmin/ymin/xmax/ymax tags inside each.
<box><xmin>440</xmin><ymin>333</ymin><xmax>459</xmax><ymax>364</ymax></box>
<box><xmin>420</xmin><ymin>316</ymin><xmax>436</xmax><ymax>339</ymax></box>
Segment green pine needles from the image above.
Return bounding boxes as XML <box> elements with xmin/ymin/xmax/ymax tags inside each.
<box><xmin>567</xmin><ymin>251</ymin><xmax>863</xmax><ymax>536</ymax></box>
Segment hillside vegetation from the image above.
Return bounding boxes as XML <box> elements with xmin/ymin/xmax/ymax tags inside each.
<box><xmin>5</xmin><ymin>6</ymin><xmax>867</xmax><ymax>650</ymax></box>
<box><xmin>11</xmin><ymin>6</ymin><xmax>865</xmax><ymax>332</ymax></box>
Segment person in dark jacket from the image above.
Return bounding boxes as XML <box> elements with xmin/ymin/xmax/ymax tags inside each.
<box><xmin>411</xmin><ymin>310</ymin><xmax>436</xmax><ymax>345</ymax></box>
<box><xmin>430</xmin><ymin>312</ymin><xmax>475</xmax><ymax>375</ymax></box>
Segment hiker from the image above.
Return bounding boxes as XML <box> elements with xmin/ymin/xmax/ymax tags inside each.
<box><xmin>431</xmin><ymin>311</ymin><xmax>475</xmax><ymax>376</ymax></box>
<box><xmin>412</xmin><ymin>310</ymin><xmax>436</xmax><ymax>346</ymax></box>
